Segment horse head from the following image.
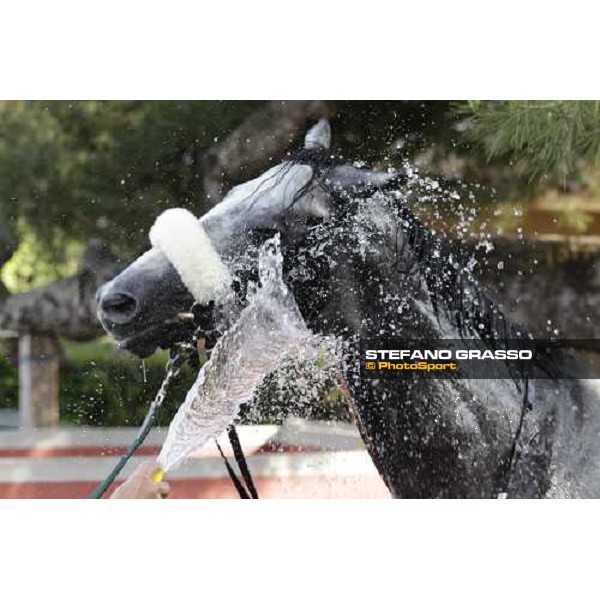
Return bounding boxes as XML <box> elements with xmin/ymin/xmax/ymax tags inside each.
<box><xmin>96</xmin><ymin>120</ymin><xmax>400</xmax><ymax>356</ymax></box>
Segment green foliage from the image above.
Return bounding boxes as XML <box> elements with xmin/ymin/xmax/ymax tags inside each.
<box><xmin>0</xmin><ymin>338</ymin><xmax>196</xmax><ymax>425</ymax></box>
<box><xmin>0</xmin><ymin>101</ymin><xmax>259</xmax><ymax>262</ymax></box>
<box><xmin>58</xmin><ymin>338</ymin><xmax>196</xmax><ymax>427</ymax></box>
<box><xmin>2</xmin><ymin>224</ymin><xmax>82</xmax><ymax>292</ymax></box>
<box><xmin>464</xmin><ymin>101</ymin><xmax>600</xmax><ymax>182</ymax></box>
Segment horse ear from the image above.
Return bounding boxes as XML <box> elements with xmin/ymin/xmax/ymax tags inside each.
<box><xmin>304</xmin><ymin>119</ymin><xmax>331</xmax><ymax>149</ymax></box>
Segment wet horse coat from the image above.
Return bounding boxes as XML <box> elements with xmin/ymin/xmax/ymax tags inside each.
<box><xmin>97</xmin><ymin>121</ymin><xmax>600</xmax><ymax>498</ymax></box>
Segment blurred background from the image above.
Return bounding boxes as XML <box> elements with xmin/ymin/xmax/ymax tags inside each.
<box><xmin>2</xmin><ymin>100</ymin><xmax>600</xmax><ymax>429</ymax></box>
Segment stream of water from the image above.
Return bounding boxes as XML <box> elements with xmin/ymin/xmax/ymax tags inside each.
<box><xmin>157</xmin><ymin>234</ymin><xmax>336</xmax><ymax>472</ymax></box>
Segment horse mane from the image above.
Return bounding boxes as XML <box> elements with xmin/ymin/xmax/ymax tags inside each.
<box><xmin>288</xmin><ymin>149</ymin><xmax>559</xmax><ymax>379</ymax></box>
<box><xmin>395</xmin><ymin>204</ymin><xmax>522</xmax><ymax>343</ymax></box>
<box><xmin>396</xmin><ymin>205</ymin><xmax>564</xmax><ymax>380</ymax></box>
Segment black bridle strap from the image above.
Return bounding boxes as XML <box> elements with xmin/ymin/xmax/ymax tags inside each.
<box><xmin>215</xmin><ymin>439</ymin><xmax>252</xmax><ymax>499</ymax></box>
<box><xmin>227</xmin><ymin>425</ymin><xmax>259</xmax><ymax>499</ymax></box>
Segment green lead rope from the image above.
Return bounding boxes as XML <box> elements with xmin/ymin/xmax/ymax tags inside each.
<box><xmin>89</xmin><ymin>348</ymin><xmax>259</xmax><ymax>500</ymax></box>
<box><xmin>89</xmin><ymin>407</ymin><xmax>161</xmax><ymax>499</ymax></box>
<box><xmin>89</xmin><ymin>351</ymin><xmax>183</xmax><ymax>499</ymax></box>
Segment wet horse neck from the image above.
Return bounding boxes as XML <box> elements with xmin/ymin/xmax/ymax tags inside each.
<box><xmin>353</xmin><ymin>276</ymin><xmax>525</xmax><ymax>497</ymax></box>
<box><xmin>333</xmin><ymin>207</ymin><xmax>525</xmax><ymax>497</ymax></box>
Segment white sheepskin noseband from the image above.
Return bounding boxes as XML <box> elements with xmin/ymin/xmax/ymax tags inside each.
<box><xmin>149</xmin><ymin>208</ymin><xmax>231</xmax><ymax>304</ymax></box>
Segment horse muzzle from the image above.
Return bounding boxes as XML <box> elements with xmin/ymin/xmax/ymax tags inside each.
<box><xmin>95</xmin><ymin>247</ymin><xmax>197</xmax><ymax>357</ymax></box>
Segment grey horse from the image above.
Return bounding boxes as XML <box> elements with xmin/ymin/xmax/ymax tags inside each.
<box><xmin>97</xmin><ymin>120</ymin><xmax>600</xmax><ymax>498</ymax></box>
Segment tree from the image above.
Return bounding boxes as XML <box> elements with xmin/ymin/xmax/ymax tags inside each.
<box><xmin>0</xmin><ymin>101</ymin><xmax>258</xmax><ymax>258</ymax></box>
<box><xmin>463</xmin><ymin>100</ymin><xmax>600</xmax><ymax>184</ymax></box>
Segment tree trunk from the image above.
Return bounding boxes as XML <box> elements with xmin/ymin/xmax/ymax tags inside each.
<box><xmin>18</xmin><ymin>334</ymin><xmax>60</xmax><ymax>427</ymax></box>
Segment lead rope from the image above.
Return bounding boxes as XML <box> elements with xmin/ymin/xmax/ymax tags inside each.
<box><xmin>89</xmin><ymin>348</ymin><xmax>185</xmax><ymax>499</ymax></box>
<box><xmin>497</xmin><ymin>375</ymin><xmax>532</xmax><ymax>499</ymax></box>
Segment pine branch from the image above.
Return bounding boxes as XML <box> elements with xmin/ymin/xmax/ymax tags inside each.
<box><xmin>462</xmin><ymin>101</ymin><xmax>600</xmax><ymax>182</ymax></box>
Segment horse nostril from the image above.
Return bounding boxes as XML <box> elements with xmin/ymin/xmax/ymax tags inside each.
<box><xmin>99</xmin><ymin>291</ymin><xmax>139</xmax><ymax>325</ymax></box>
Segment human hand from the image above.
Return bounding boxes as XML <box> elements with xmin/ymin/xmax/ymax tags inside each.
<box><xmin>110</xmin><ymin>461</ymin><xmax>170</xmax><ymax>499</ymax></box>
